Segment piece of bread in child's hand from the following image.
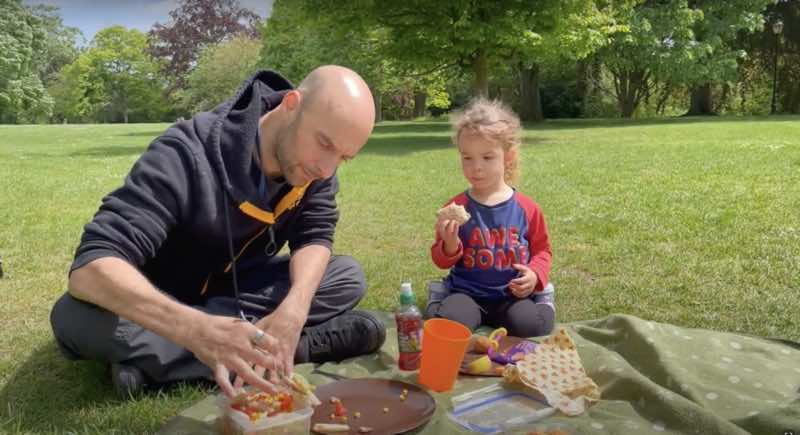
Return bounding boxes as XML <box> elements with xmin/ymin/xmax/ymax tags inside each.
<box><xmin>436</xmin><ymin>203</ymin><xmax>471</xmax><ymax>225</ymax></box>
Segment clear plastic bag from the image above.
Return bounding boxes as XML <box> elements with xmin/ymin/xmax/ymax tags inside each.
<box><xmin>448</xmin><ymin>383</ymin><xmax>556</xmax><ymax>434</ymax></box>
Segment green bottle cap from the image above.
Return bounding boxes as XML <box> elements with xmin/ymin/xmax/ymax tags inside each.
<box><xmin>399</xmin><ymin>282</ymin><xmax>415</xmax><ymax>305</ymax></box>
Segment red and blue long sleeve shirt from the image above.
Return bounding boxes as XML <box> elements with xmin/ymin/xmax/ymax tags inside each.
<box><xmin>431</xmin><ymin>190</ymin><xmax>552</xmax><ymax>301</ymax></box>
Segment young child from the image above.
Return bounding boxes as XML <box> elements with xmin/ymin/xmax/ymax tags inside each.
<box><xmin>427</xmin><ymin>98</ymin><xmax>555</xmax><ymax>338</ymax></box>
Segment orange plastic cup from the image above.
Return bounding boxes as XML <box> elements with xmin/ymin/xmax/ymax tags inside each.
<box><xmin>417</xmin><ymin>318</ymin><xmax>471</xmax><ymax>392</ymax></box>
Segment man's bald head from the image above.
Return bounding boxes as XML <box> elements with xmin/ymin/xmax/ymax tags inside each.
<box><xmin>262</xmin><ymin>65</ymin><xmax>376</xmax><ymax>185</ymax></box>
<box><xmin>297</xmin><ymin>65</ymin><xmax>376</xmax><ymax>130</ymax></box>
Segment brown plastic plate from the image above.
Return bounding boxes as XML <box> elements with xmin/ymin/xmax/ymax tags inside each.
<box><xmin>310</xmin><ymin>378</ymin><xmax>436</xmax><ymax>434</ymax></box>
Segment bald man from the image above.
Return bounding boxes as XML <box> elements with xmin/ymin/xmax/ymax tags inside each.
<box><xmin>50</xmin><ymin>66</ymin><xmax>386</xmax><ymax>398</ymax></box>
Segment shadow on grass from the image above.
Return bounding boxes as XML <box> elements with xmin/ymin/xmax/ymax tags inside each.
<box><xmin>362</xmin><ymin>134</ymin><xmax>452</xmax><ymax>155</ymax></box>
<box><xmin>0</xmin><ymin>342</ymin><xmax>115</xmax><ymax>431</ymax></box>
<box><xmin>68</xmin><ymin>144</ymin><xmax>147</xmax><ymax>157</ymax></box>
<box><xmin>524</xmin><ymin>114</ymin><xmax>800</xmax><ymax>130</ymax></box>
<box><xmin>160</xmin><ymin>415</ymin><xmax>221</xmax><ymax>434</ymax></box>
<box><xmin>362</xmin><ymin>115</ymin><xmax>795</xmax><ymax>155</ymax></box>
<box><xmin>15</xmin><ymin>144</ymin><xmax>146</xmax><ymax>159</ymax></box>
<box><xmin>372</xmin><ymin>121</ymin><xmax>450</xmax><ymax>135</ymax></box>
<box><xmin>361</xmin><ymin>121</ymin><xmax>452</xmax><ymax>156</ymax></box>
<box><xmin>363</xmin><ymin>124</ymin><xmax>550</xmax><ymax>156</ymax></box>
<box><xmin>0</xmin><ymin>342</ymin><xmax>214</xmax><ymax>432</ymax></box>
<box><xmin>23</xmin><ymin>115</ymin><xmax>793</xmax><ymax>160</ymax></box>
<box><xmin>125</xmin><ymin>130</ymin><xmax>165</xmax><ymax>138</ymax></box>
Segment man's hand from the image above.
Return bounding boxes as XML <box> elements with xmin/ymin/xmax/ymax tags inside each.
<box><xmin>435</xmin><ymin>218</ymin><xmax>461</xmax><ymax>256</ymax></box>
<box><xmin>258</xmin><ymin>306</ymin><xmax>304</xmax><ymax>375</ymax></box>
<box><xmin>232</xmin><ymin>304</ymin><xmax>304</xmax><ymax>391</ymax></box>
<box><xmin>508</xmin><ymin>264</ymin><xmax>538</xmax><ymax>298</ymax></box>
<box><xmin>68</xmin><ymin>258</ymin><xmax>285</xmax><ymax>399</ymax></box>
<box><xmin>231</xmin><ymin>244</ymin><xmax>328</xmax><ymax>393</ymax></box>
<box><xmin>185</xmin><ymin>314</ymin><xmax>283</xmax><ymax>398</ymax></box>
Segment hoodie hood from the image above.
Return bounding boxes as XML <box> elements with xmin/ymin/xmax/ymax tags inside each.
<box><xmin>206</xmin><ymin>70</ymin><xmax>294</xmax><ymax>206</ymax></box>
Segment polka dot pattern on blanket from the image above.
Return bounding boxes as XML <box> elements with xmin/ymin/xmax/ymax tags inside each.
<box><xmin>505</xmin><ymin>328</ymin><xmax>600</xmax><ymax>416</ymax></box>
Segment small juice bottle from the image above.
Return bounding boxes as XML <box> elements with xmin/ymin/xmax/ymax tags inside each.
<box><xmin>395</xmin><ymin>282</ymin><xmax>422</xmax><ymax>370</ymax></box>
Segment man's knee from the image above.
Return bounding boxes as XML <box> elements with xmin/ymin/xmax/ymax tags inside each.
<box><xmin>51</xmin><ymin>292</ymin><xmax>92</xmax><ymax>360</ymax></box>
<box><xmin>50</xmin><ymin>292</ymin><xmax>120</xmax><ymax>361</ymax></box>
<box><xmin>328</xmin><ymin>255</ymin><xmax>366</xmax><ymax>301</ymax></box>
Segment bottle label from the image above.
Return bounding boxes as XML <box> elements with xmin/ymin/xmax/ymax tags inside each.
<box><xmin>396</xmin><ymin>313</ymin><xmax>422</xmax><ymax>370</ymax></box>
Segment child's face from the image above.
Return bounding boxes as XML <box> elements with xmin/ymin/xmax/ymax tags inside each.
<box><xmin>458</xmin><ymin>131</ymin><xmax>509</xmax><ymax>192</ymax></box>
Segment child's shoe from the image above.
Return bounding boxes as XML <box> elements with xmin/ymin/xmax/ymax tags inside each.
<box><xmin>425</xmin><ymin>280</ymin><xmax>451</xmax><ymax>317</ymax></box>
<box><xmin>532</xmin><ymin>282</ymin><xmax>555</xmax><ymax>311</ymax></box>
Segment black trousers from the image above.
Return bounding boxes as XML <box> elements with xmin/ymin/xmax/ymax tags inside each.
<box><xmin>50</xmin><ymin>255</ymin><xmax>366</xmax><ymax>384</ymax></box>
<box><xmin>428</xmin><ymin>292</ymin><xmax>555</xmax><ymax>338</ymax></box>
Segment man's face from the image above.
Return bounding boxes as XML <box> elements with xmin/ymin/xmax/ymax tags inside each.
<box><xmin>274</xmin><ymin>99</ymin><xmax>369</xmax><ymax>186</ymax></box>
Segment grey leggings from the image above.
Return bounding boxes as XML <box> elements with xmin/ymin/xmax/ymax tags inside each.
<box><xmin>427</xmin><ymin>292</ymin><xmax>555</xmax><ymax>337</ymax></box>
<box><xmin>50</xmin><ymin>255</ymin><xmax>366</xmax><ymax>385</ymax></box>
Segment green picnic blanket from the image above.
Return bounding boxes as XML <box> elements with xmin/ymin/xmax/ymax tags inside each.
<box><xmin>159</xmin><ymin>313</ymin><xmax>800</xmax><ymax>434</ymax></box>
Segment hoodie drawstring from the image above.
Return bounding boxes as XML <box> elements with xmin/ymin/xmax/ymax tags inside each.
<box><xmin>222</xmin><ymin>188</ymin><xmax>248</xmax><ymax>321</ymax></box>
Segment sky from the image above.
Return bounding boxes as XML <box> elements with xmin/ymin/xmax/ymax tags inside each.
<box><xmin>22</xmin><ymin>0</ymin><xmax>273</xmax><ymax>44</ymax></box>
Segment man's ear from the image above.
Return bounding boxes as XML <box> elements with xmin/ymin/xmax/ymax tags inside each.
<box><xmin>281</xmin><ymin>89</ymin><xmax>302</xmax><ymax>112</ymax></box>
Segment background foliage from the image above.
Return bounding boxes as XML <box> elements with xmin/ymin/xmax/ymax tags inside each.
<box><xmin>1</xmin><ymin>0</ymin><xmax>798</xmax><ymax>124</ymax></box>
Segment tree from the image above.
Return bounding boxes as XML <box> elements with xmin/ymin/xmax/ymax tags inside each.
<box><xmin>308</xmin><ymin>1</ymin><xmax>565</xmax><ymax>99</ymax></box>
<box><xmin>53</xmin><ymin>26</ymin><xmax>167</xmax><ymax>123</ymax></box>
<box><xmin>48</xmin><ymin>54</ymin><xmax>91</xmax><ymax>122</ymax></box>
<box><xmin>768</xmin><ymin>0</ymin><xmax>800</xmax><ymax>113</ymax></box>
<box><xmin>0</xmin><ymin>0</ymin><xmax>52</xmax><ymax>123</ymax></box>
<box><xmin>177</xmin><ymin>35</ymin><xmax>262</xmax><ymax>112</ymax></box>
<box><xmin>94</xmin><ymin>27</ymin><xmax>167</xmax><ymax>122</ymax></box>
<box><xmin>737</xmin><ymin>0</ymin><xmax>800</xmax><ymax>114</ymax></box>
<box><xmin>261</xmin><ymin>0</ymin><xmax>399</xmax><ymax>121</ymax></box>
<box><xmin>147</xmin><ymin>0</ymin><xmax>261</xmax><ymax>89</ymax></box>
<box><xmin>28</xmin><ymin>3</ymin><xmax>83</xmax><ymax>123</ymax></box>
<box><xmin>597</xmin><ymin>1</ymin><xmax>708</xmax><ymax>117</ymax></box>
<box><xmin>259</xmin><ymin>1</ymin><xmax>328</xmax><ymax>85</ymax></box>
<box><xmin>27</xmin><ymin>4</ymin><xmax>83</xmax><ymax>84</ymax></box>
<box><xmin>409</xmin><ymin>72</ymin><xmax>451</xmax><ymax>118</ymax></box>
<box><xmin>683</xmin><ymin>0</ymin><xmax>771</xmax><ymax>115</ymax></box>
<box><xmin>515</xmin><ymin>0</ymin><xmax>631</xmax><ymax>121</ymax></box>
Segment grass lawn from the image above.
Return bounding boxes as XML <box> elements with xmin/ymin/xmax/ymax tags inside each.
<box><xmin>1</xmin><ymin>116</ymin><xmax>798</xmax><ymax>433</ymax></box>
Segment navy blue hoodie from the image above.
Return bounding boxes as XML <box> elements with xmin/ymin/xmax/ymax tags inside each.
<box><xmin>70</xmin><ymin>71</ymin><xmax>339</xmax><ymax>305</ymax></box>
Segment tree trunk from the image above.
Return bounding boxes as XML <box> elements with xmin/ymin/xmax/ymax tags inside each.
<box><xmin>373</xmin><ymin>91</ymin><xmax>382</xmax><ymax>123</ymax></box>
<box><xmin>575</xmin><ymin>59</ymin><xmax>589</xmax><ymax>117</ymax></box>
<box><xmin>656</xmin><ymin>83</ymin><xmax>672</xmax><ymax>115</ymax></box>
<box><xmin>717</xmin><ymin>83</ymin><xmax>729</xmax><ymax>113</ymax></box>
<box><xmin>413</xmin><ymin>91</ymin><xmax>427</xmax><ymax>118</ymax></box>
<box><xmin>685</xmin><ymin>83</ymin><xmax>715</xmax><ymax>115</ymax></box>
<box><xmin>588</xmin><ymin>56</ymin><xmax>602</xmax><ymax>116</ymax></box>
<box><xmin>519</xmin><ymin>63</ymin><xmax>543</xmax><ymax>122</ymax></box>
<box><xmin>123</xmin><ymin>108</ymin><xmax>129</xmax><ymax>124</ymax></box>
<box><xmin>614</xmin><ymin>69</ymin><xmax>647</xmax><ymax>118</ymax></box>
<box><xmin>619</xmin><ymin>99</ymin><xmax>636</xmax><ymax>118</ymax></box>
<box><xmin>786</xmin><ymin>81</ymin><xmax>800</xmax><ymax>113</ymax></box>
<box><xmin>472</xmin><ymin>48</ymin><xmax>489</xmax><ymax>98</ymax></box>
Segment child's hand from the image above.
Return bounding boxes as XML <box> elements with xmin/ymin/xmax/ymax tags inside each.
<box><xmin>435</xmin><ymin>218</ymin><xmax>461</xmax><ymax>255</ymax></box>
<box><xmin>508</xmin><ymin>264</ymin><xmax>538</xmax><ymax>298</ymax></box>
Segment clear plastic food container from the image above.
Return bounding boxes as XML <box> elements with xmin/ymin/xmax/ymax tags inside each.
<box><xmin>216</xmin><ymin>392</ymin><xmax>314</xmax><ymax>435</ymax></box>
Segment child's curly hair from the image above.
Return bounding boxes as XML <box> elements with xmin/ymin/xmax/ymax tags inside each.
<box><xmin>451</xmin><ymin>98</ymin><xmax>521</xmax><ymax>186</ymax></box>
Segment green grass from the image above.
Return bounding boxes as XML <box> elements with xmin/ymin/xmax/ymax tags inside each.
<box><xmin>1</xmin><ymin>117</ymin><xmax>799</xmax><ymax>433</ymax></box>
